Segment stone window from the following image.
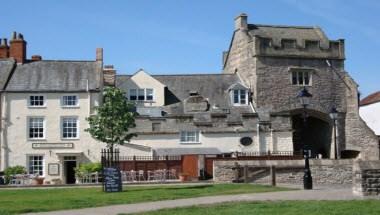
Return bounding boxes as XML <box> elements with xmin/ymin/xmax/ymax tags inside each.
<box><xmin>129</xmin><ymin>88</ymin><xmax>154</xmax><ymax>101</ymax></box>
<box><xmin>180</xmin><ymin>131</ymin><xmax>200</xmax><ymax>143</ymax></box>
<box><xmin>29</xmin><ymin>95</ymin><xmax>45</xmax><ymax>107</ymax></box>
<box><xmin>291</xmin><ymin>70</ymin><xmax>312</xmax><ymax>86</ymax></box>
<box><xmin>62</xmin><ymin>95</ymin><xmax>78</xmax><ymax>107</ymax></box>
<box><xmin>28</xmin><ymin>117</ymin><xmax>45</xmax><ymax>139</ymax></box>
<box><xmin>28</xmin><ymin>155</ymin><xmax>44</xmax><ymax>176</ymax></box>
<box><xmin>62</xmin><ymin>117</ymin><xmax>79</xmax><ymax>139</ymax></box>
<box><xmin>232</xmin><ymin>89</ymin><xmax>248</xmax><ymax>105</ymax></box>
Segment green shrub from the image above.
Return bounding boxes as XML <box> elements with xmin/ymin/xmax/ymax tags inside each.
<box><xmin>74</xmin><ymin>162</ymin><xmax>102</xmax><ymax>177</ymax></box>
<box><xmin>4</xmin><ymin>165</ymin><xmax>27</xmax><ymax>184</ymax></box>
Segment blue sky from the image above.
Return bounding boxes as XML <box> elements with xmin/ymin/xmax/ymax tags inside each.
<box><xmin>1</xmin><ymin>0</ymin><xmax>379</xmax><ymax>97</ymax></box>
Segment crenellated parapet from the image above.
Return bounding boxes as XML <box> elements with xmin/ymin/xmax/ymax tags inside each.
<box><xmin>254</xmin><ymin>36</ymin><xmax>345</xmax><ymax>59</ymax></box>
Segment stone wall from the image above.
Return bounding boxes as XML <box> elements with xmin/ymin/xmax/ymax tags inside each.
<box><xmin>353</xmin><ymin>160</ymin><xmax>380</xmax><ymax>196</ymax></box>
<box><xmin>214</xmin><ymin>159</ymin><xmax>353</xmax><ymax>185</ymax></box>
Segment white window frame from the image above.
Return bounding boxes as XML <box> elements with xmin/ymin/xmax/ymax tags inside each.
<box><xmin>28</xmin><ymin>117</ymin><xmax>45</xmax><ymax>140</ymax></box>
<box><xmin>27</xmin><ymin>155</ymin><xmax>44</xmax><ymax>176</ymax></box>
<box><xmin>61</xmin><ymin>95</ymin><xmax>79</xmax><ymax>107</ymax></box>
<box><xmin>28</xmin><ymin>95</ymin><xmax>46</xmax><ymax>108</ymax></box>
<box><xmin>180</xmin><ymin>131</ymin><xmax>200</xmax><ymax>144</ymax></box>
<box><xmin>129</xmin><ymin>88</ymin><xmax>155</xmax><ymax>102</ymax></box>
<box><xmin>61</xmin><ymin>116</ymin><xmax>80</xmax><ymax>140</ymax></box>
<box><xmin>290</xmin><ymin>70</ymin><xmax>312</xmax><ymax>86</ymax></box>
<box><xmin>231</xmin><ymin>89</ymin><xmax>248</xmax><ymax>106</ymax></box>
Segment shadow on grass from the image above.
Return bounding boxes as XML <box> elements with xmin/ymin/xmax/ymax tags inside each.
<box><xmin>121</xmin><ymin>185</ymin><xmax>214</xmax><ymax>193</ymax></box>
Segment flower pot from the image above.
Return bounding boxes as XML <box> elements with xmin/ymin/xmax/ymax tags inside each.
<box><xmin>179</xmin><ymin>174</ymin><xmax>188</xmax><ymax>182</ymax></box>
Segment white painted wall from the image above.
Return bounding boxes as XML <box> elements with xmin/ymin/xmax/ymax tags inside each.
<box><xmin>360</xmin><ymin>102</ymin><xmax>380</xmax><ymax>136</ymax></box>
<box><xmin>0</xmin><ymin>92</ymin><xmax>136</xmax><ymax>183</ymax></box>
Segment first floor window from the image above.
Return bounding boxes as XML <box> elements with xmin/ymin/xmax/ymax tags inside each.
<box><xmin>291</xmin><ymin>70</ymin><xmax>312</xmax><ymax>86</ymax></box>
<box><xmin>29</xmin><ymin>95</ymin><xmax>44</xmax><ymax>107</ymax></box>
<box><xmin>28</xmin><ymin>155</ymin><xmax>44</xmax><ymax>176</ymax></box>
<box><xmin>29</xmin><ymin>117</ymin><xmax>44</xmax><ymax>139</ymax></box>
<box><xmin>62</xmin><ymin>117</ymin><xmax>78</xmax><ymax>139</ymax></box>
<box><xmin>232</xmin><ymin>89</ymin><xmax>248</xmax><ymax>105</ymax></box>
<box><xmin>180</xmin><ymin>131</ymin><xmax>200</xmax><ymax>143</ymax></box>
<box><xmin>62</xmin><ymin>95</ymin><xmax>78</xmax><ymax>106</ymax></box>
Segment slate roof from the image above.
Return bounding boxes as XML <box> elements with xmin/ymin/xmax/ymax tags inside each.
<box><xmin>248</xmin><ymin>24</ymin><xmax>330</xmax><ymax>48</ymax></box>
<box><xmin>116</xmin><ymin>73</ymin><xmax>252</xmax><ymax>115</ymax></box>
<box><xmin>0</xmin><ymin>59</ymin><xmax>15</xmax><ymax>90</ymax></box>
<box><xmin>360</xmin><ymin>91</ymin><xmax>380</xmax><ymax>106</ymax></box>
<box><xmin>5</xmin><ymin>60</ymin><xmax>102</xmax><ymax>92</ymax></box>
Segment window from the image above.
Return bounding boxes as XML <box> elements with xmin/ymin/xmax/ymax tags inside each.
<box><xmin>62</xmin><ymin>117</ymin><xmax>78</xmax><ymax>139</ymax></box>
<box><xmin>152</xmin><ymin>122</ymin><xmax>161</xmax><ymax>132</ymax></box>
<box><xmin>180</xmin><ymin>131</ymin><xmax>200</xmax><ymax>143</ymax></box>
<box><xmin>129</xmin><ymin>89</ymin><xmax>137</xmax><ymax>101</ymax></box>
<box><xmin>291</xmin><ymin>70</ymin><xmax>312</xmax><ymax>86</ymax></box>
<box><xmin>28</xmin><ymin>117</ymin><xmax>44</xmax><ymax>139</ymax></box>
<box><xmin>28</xmin><ymin>155</ymin><xmax>44</xmax><ymax>176</ymax></box>
<box><xmin>29</xmin><ymin>95</ymin><xmax>44</xmax><ymax>107</ymax></box>
<box><xmin>62</xmin><ymin>95</ymin><xmax>78</xmax><ymax>106</ymax></box>
<box><xmin>232</xmin><ymin>89</ymin><xmax>248</xmax><ymax>105</ymax></box>
<box><xmin>129</xmin><ymin>88</ymin><xmax>154</xmax><ymax>101</ymax></box>
<box><xmin>146</xmin><ymin>88</ymin><xmax>154</xmax><ymax>101</ymax></box>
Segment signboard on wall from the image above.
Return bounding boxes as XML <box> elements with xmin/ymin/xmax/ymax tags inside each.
<box><xmin>32</xmin><ymin>143</ymin><xmax>74</xmax><ymax>149</ymax></box>
<box><xmin>48</xmin><ymin>163</ymin><xmax>60</xmax><ymax>175</ymax></box>
<box><xmin>103</xmin><ymin>167</ymin><xmax>122</xmax><ymax>192</ymax></box>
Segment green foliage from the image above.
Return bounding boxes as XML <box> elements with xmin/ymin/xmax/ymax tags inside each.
<box><xmin>4</xmin><ymin>165</ymin><xmax>27</xmax><ymax>184</ymax></box>
<box><xmin>85</xmin><ymin>86</ymin><xmax>137</xmax><ymax>149</ymax></box>
<box><xmin>74</xmin><ymin>162</ymin><xmax>102</xmax><ymax>177</ymax></box>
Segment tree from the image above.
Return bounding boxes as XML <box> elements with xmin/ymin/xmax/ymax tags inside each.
<box><xmin>86</xmin><ymin>87</ymin><xmax>137</xmax><ymax>151</ymax></box>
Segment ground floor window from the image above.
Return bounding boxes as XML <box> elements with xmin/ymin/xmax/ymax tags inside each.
<box><xmin>28</xmin><ymin>155</ymin><xmax>44</xmax><ymax>176</ymax></box>
<box><xmin>180</xmin><ymin>131</ymin><xmax>200</xmax><ymax>143</ymax></box>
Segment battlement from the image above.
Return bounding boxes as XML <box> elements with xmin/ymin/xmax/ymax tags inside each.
<box><xmin>254</xmin><ymin>36</ymin><xmax>345</xmax><ymax>59</ymax></box>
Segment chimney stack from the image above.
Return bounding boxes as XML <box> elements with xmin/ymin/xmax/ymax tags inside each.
<box><xmin>0</xmin><ymin>38</ymin><xmax>9</xmax><ymax>58</ymax></box>
<box><xmin>9</xmin><ymin>32</ymin><xmax>27</xmax><ymax>63</ymax></box>
<box><xmin>96</xmin><ymin>48</ymin><xmax>103</xmax><ymax>61</ymax></box>
<box><xmin>103</xmin><ymin>65</ymin><xmax>116</xmax><ymax>86</ymax></box>
<box><xmin>235</xmin><ymin>13</ymin><xmax>248</xmax><ymax>31</ymax></box>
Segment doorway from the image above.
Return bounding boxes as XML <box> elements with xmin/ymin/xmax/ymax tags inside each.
<box><xmin>64</xmin><ymin>156</ymin><xmax>77</xmax><ymax>184</ymax></box>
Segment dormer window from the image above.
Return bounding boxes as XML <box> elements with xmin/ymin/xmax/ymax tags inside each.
<box><xmin>233</xmin><ymin>89</ymin><xmax>248</xmax><ymax>105</ymax></box>
<box><xmin>129</xmin><ymin>88</ymin><xmax>154</xmax><ymax>101</ymax></box>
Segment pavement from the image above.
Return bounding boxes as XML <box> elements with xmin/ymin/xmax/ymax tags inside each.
<box><xmin>24</xmin><ymin>184</ymin><xmax>380</xmax><ymax>215</ymax></box>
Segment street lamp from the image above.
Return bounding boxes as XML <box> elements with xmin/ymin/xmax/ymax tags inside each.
<box><xmin>329</xmin><ymin>107</ymin><xmax>339</xmax><ymax>159</ymax></box>
<box><xmin>297</xmin><ymin>87</ymin><xmax>313</xmax><ymax>190</ymax></box>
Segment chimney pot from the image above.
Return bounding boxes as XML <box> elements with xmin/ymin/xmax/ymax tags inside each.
<box><xmin>96</xmin><ymin>48</ymin><xmax>103</xmax><ymax>61</ymax></box>
<box><xmin>11</xmin><ymin>32</ymin><xmax>17</xmax><ymax>40</ymax></box>
<box><xmin>235</xmin><ymin>13</ymin><xmax>248</xmax><ymax>31</ymax></box>
<box><xmin>31</xmin><ymin>55</ymin><xmax>42</xmax><ymax>61</ymax></box>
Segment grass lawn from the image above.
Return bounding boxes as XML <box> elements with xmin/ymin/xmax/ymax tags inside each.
<box><xmin>129</xmin><ymin>200</ymin><xmax>380</xmax><ymax>215</ymax></box>
<box><xmin>0</xmin><ymin>184</ymin><xmax>289</xmax><ymax>214</ymax></box>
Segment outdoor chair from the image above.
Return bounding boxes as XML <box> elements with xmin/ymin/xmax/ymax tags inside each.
<box><xmin>168</xmin><ymin>169</ymin><xmax>177</xmax><ymax>179</ymax></box>
<box><xmin>147</xmin><ymin>171</ymin><xmax>155</xmax><ymax>181</ymax></box>
<box><xmin>128</xmin><ymin>170</ymin><xmax>137</xmax><ymax>182</ymax></box>
<box><xmin>137</xmin><ymin>170</ymin><xmax>145</xmax><ymax>181</ymax></box>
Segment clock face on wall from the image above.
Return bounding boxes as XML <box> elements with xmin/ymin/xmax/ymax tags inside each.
<box><xmin>240</xmin><ymin>137</ymin><xmax>253</xmax><ymax>146</ymax></box>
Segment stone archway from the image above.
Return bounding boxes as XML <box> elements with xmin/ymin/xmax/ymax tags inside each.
<box><xmin>292</xmin><ymin>111</ymin><xmax>332</xmax><ymax>159</ymax></box>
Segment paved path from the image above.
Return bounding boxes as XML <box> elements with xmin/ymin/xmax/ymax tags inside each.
<box><xmin>25</xmin><ymin>186</ymin><xmax>379</xmax><ymax>215</ymax></box>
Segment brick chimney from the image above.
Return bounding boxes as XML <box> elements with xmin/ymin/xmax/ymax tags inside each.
<box><xmin>96</xmin><ymin>48</ymin><xmax>103</xmax><ymax>61</ymax></box>
<box><xmin>0</xmin><ymin>38</ymin><xmax>9</xmax><ymax>58</ymax></box>
<box><xmin>103</xmin><ymin>65</ymin><xmax>116</xmax><ymax>86</ymax></box>
<box><xmin>9</xmin><ymin>32</ymin><xmax>27</xmax><ymax>64</ymax></box>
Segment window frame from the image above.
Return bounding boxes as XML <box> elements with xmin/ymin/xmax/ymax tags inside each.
<box><xmin>290</xmin><ymin>69</ymin><xmax>313</xmax><ymax>86</ymax></box>
<box><xmin>180</xmin><ymin>131</ymin><xmax>200</xmax><ymax>144</ymax></box>
<box><xmin>231</xmin><ymin>89</ymin><xmax>248</xmax><ymax>106</ymax></box>
<box><xmin>129</xmin><ymin>88</ymin><xmax>155</xmax><ymax>102</ymax></box>
<box><xmin>61</xmin><ymin>95</ymin><xmax>79</xmax><ymax>107</ymax></box>
<box><xmin>28</xmin><ymin>95</ymin><xmax>46</xmax><ymax>108</ymax></box>
<box><xmin>27</xmin><ymin>155</ymin><xmax>44</xmax><ymax>176</ymax></box>
<box><xmin>61</xmin><ymin>116</ymin><xmax>80</xmax><ymax>140</ymax></box>
<box><xmin>28</xmin><ymin>117</ymin><xmax>45</xmax><ymax>140</ymax></box>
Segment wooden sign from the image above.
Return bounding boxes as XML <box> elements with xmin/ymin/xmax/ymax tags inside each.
<box><xmin>32</xmin><ymin>143</ymin><xmax>73</xmax><ymax>149</ymax></box>
<box><xmin>103</xmin><ymin>167</ymin><xmax>122</xmax><ymax>192</ymax></box>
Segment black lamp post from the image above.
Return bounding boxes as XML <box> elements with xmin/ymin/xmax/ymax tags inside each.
<box><xmin>329</xmin><ymin>107</ymin><xmax>339</xmax><ymax>159</ymax></box>
<box><xmin>297</xmin><ymin>87</ymin><xmax>313</xmax><ymax>190</ymax></box>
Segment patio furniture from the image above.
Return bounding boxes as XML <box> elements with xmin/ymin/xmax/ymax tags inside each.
<box><xmin>147</xmin><ymin>171</ymin><xmax>155</xmax><ymax>181</ymax></box>
<box><xmin>167</xmin><ymin>169</ymin><xmax>177</xmax><ymax>179</ymax></box>
<box><xmin>137</xmin><ymin>170</ymin><xmax>145</xmax><ymax>181</ymax></box>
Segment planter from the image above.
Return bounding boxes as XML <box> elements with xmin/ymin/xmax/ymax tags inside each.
<box><xmin>32</xmin><ymin>177</ymin><xmax>44</xmax><ymax>185</ymax></box>
<box><xmin>179</xmin><ymin>174</ymin><xmax>189</xmax><ymax>182</ymax></box>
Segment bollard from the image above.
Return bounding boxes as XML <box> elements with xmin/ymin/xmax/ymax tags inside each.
<box><xmin>270</xmin><ymin>165</ymin><xmax>276</xmax><ymax>186</ymax></box>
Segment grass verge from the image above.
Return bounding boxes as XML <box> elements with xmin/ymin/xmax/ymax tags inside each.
<box><xmin>0</xmin><ymin>184</ymin><xmax>289</xmax><ymax>214</ymax></box>
<box><xmin>128</xmin><ymin>200</ymin><xmax>380</xmax><ymax>215</ymax></box>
